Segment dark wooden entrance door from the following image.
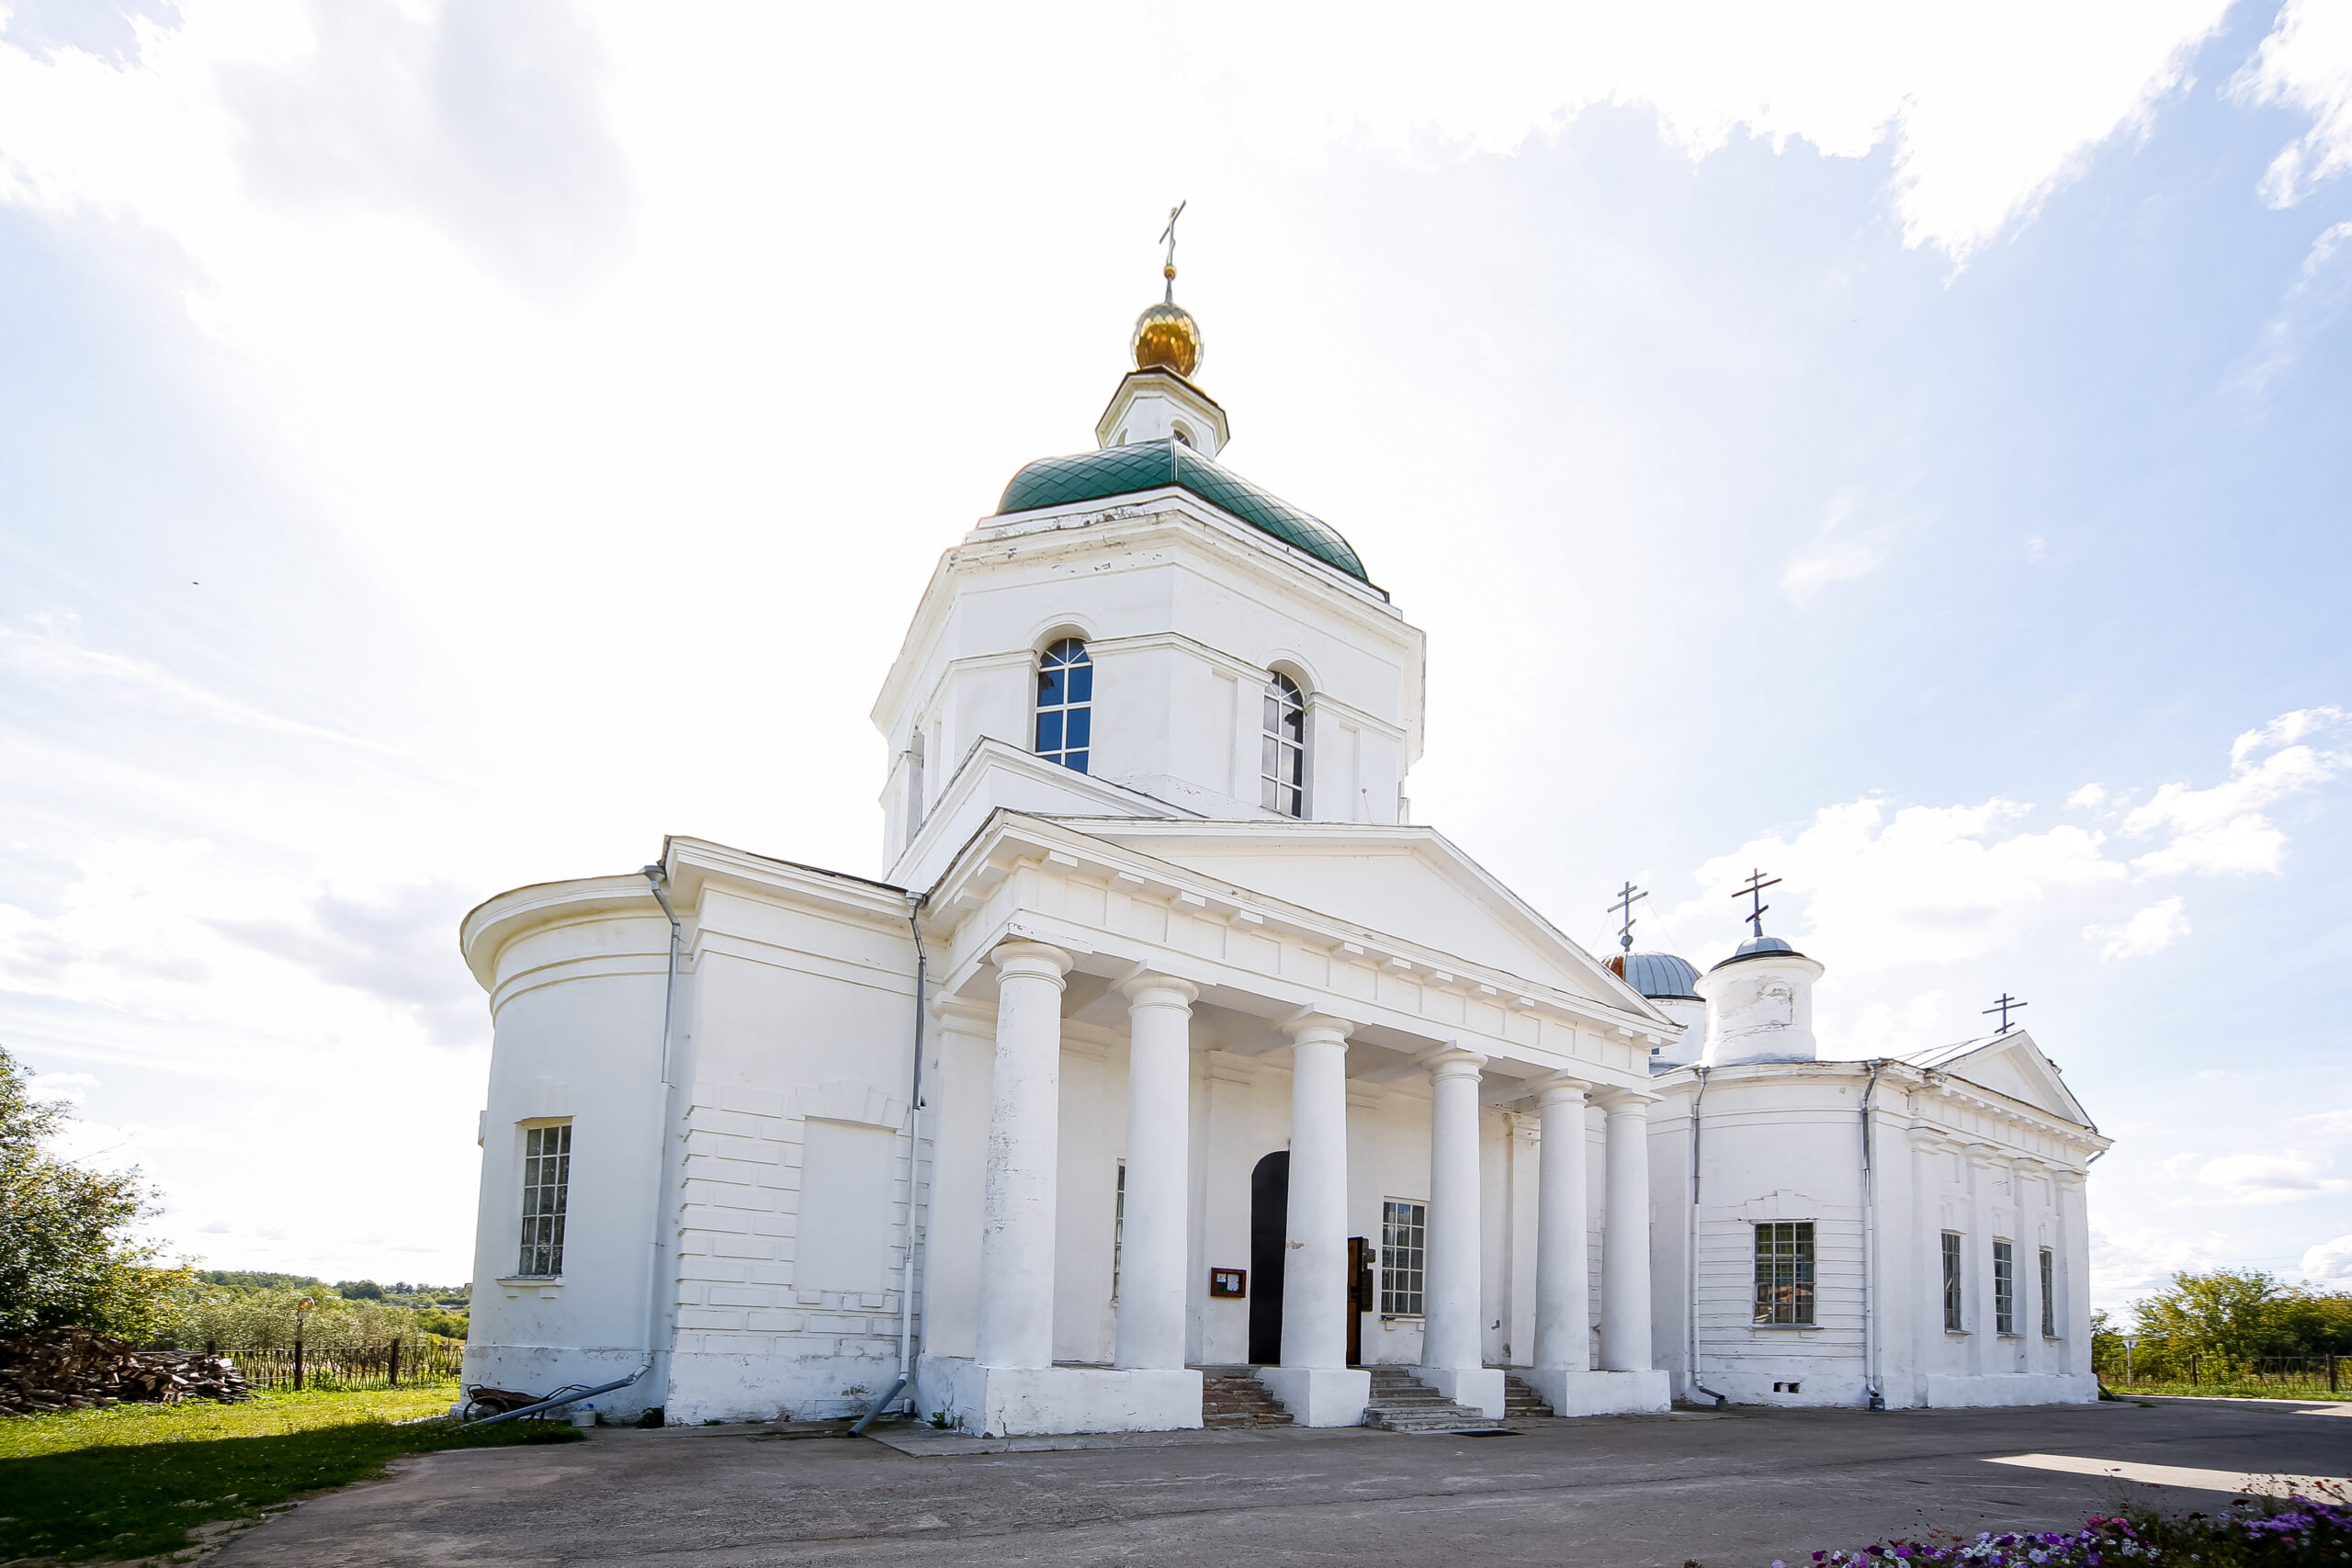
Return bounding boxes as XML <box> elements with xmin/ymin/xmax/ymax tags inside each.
<box><xmin>1248</xmin><ymin>1152</ymin><xmax>1289</xmax><ymax>1365</ymax></box>
<box><xmin>1346</xmin><ymin>1236</ymin><xmax>1371</xmax><ymax>1365</ymax></box>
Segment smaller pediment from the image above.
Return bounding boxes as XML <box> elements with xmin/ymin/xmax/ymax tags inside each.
<box><xmin>1905</xmin><ymin>1030</ymin><xmax>2091</xmax><ymax>1128</ymax></box>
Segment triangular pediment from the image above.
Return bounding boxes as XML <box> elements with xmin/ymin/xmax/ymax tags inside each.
<box><xmin>1057</xmin><ymin>818</ymin><xmax>1657</xmax><ymax>1018</ymax></box>
<box><xmin>1905</xmin><ymin>1030</ymin><xmax>2092</xmax><ymax>1127</ymax></box>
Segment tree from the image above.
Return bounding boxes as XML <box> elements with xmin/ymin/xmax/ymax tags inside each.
<box><xmin>0</xmin><ymin>1047</ymin><xmax>189</xmax><ymax>1338</ymax></box>
<box><xmin>2127</xmin><ymin>1269</ymin><xmax>2351</xmax><ymax>1366</ymax></box>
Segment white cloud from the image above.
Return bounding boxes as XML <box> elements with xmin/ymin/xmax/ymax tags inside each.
<box><xmin>2093</xmin><ymin>1224</ymin><xmax>2241</xmax><ymax>1309</ymax></box>
<box><xmin>1781</xmin><ymin>491</ymin><xmax>1894</xmax><ymax>603</ymax></box>
<box><xmin>2195</xmin><ymin>1150</ymin><xmax>2351</xmax><ymax>1206</ymax></box>
<box><xmin>1846</xmin><ymin>987</ymin><xmax>1951</xmax><ymax>1057</ymax></box>
<box><xmin>1667</xmin><ymin>712</ymin><xmax>2346</xmax><ymax>1016</ymax></box>
<box><xmin>2085</xmin><ymin>895</ymin><xmax>2190</xmax><ymax>961</ymax></box>
<box><xmin>2303</xmin><ymin>1234</ymin><xmax>2352</xmax><ymax>1282</ymax></box>
<box><xmin>26</xmin><ymin>1068</ymin><xmax>99</xmax><ymax>1104</ymax></box>
<box><xmin>0</xmin><ymin>0</ymin><xmax>2247</xmax><ymax>281</ymax></box>
<box><xmin>2123</xmin><ymin>706</ymin><xmax>2349</xmax><ymax>874</ymax></box>
<box><xmin>2289</xmin><ymin>1107</ymin><xmax>2352</xmax><ymax>1137</ymax></box>
<box><xmin>2233</xmin><ymin>0</ymin><xmax>2352</xmax><ymax>208</ymax></box>
<box><xmin>2236</xmin><ymin>220</ymin><xmax>2352</xmax><ymax>393</ymax></box>
<box><xmin>0</xmin><ymin>620</ymin><xmax>393</xmax><ymax>754</ymax></box>
<box><xmin>1688</xmin><ymin>795</ymin><xmax>2124</xmax><ymax>976</ymax></box>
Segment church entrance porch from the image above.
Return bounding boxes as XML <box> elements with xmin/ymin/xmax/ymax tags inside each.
<box><xmin>916</xmin><ymin>911</ymin><xmax>1672</xmax><ymax>1437</ymax></box>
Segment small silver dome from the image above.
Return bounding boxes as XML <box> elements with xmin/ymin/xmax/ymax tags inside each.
<box><xmin>1712</xmin><ymin>933</ymin><xmax>1801</xmax><ymax>969</ymax></box>
<box><xmin>1621</xmin><ymin>952</ymin><xmax>1702</xmax><ymax>1000</ymax></box>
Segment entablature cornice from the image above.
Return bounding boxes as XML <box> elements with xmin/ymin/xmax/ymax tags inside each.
<box><xmin>920</xmin><ymin>809</ymin><xmax>1662</xmax><ymax>1092</ymax></box>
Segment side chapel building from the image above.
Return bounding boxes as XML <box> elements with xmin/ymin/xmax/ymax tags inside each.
<box><xmin>459</xmin><ymin>267</ymin><xmax>2109</xmax><ymax>1434</ymax></box>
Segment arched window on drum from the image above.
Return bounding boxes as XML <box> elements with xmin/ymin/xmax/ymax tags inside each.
<box><xmin>1035</xmin><ymin>638</ymin><xmax>1092</xmax><ymax>773</ymax></box>
<box><xmin>1261</xmin><ymin>671</ymin><xmax>1306</xmax><ymax>817</ymax></box>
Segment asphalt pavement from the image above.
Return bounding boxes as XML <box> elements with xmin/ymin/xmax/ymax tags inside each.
<box><xmin>209</xmin><ymin>1395</ymin><xmax>2352</xmax><ymax>1568</ymax></box>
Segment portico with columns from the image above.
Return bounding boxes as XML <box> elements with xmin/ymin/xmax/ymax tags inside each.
<box><xmin>910</xmin><ymin>806</ymin><xmax>1675</xmax><ymax>1435</ymax></box>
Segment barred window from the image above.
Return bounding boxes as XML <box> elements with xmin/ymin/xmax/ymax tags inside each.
<box><xmin>1035</xmin><ymin>638</ymin><xmax>1092</xmax><ymax>773</ymax></box>
<box><xmin>517</xmin><ymin>1123</ymin><xmax>571</xmax><ymax>1278</ymax></box>
<box><xmin>1994</xmin><ymin>1240</ymin><xmax>2016</xmax><ymax>1335</ymax></box>
<box><xmin>1380</xmin><ymin>1200</ymin><xmax>1426</xmax><ymax>1315</ymax></box>
<box><xmin>1941</xmin><ymin>1231</ymin><xmax>1963</xmax><ymax>1331</ymax></box>
<box><xmin>2040</xmin><ymin>1247</ymin><xmax>2057</xmax><ymax>1337</ymax></box>
<box><xmin>1752</xmin><ymin>1222</ymin><xmax>1815</xmax><ymax>1325</ymax></box>
<box><xmin>1112</xmin><ymin>1161</ymin><xmax>1126</xmax><ymax>1301</ymax></box>
<box><xmin>1261</xmin><ymin>671</ymin><xmax>1306</xmax><ymax>818</ymax></box>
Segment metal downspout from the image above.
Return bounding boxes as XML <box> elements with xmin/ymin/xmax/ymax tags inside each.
<box><xmin>1860</xmin><ymin>1060</ymin><xmax>1884</xmax><ymax>1411</ymax></box>
<box><xmin>1688</xmin><ymin>1065</ymin><xmax>1726</xmax><ymax>1406</ymax></box>
<box><xmin>853</xmin><ymin>896</ymin><xmax>930</xmax><ymax>1436</ymax></box>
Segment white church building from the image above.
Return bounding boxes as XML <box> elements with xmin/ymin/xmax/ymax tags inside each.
<box><xmin>458</xmin><ymin>269</ymin><xmax>2109</xmax><ymax>1435</ymax></box>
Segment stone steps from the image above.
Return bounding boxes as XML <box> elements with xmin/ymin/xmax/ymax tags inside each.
<box><xmin>1198</xmin><ymin>1371</ymin><xmax>1295</xmax><ymax>1429</ymax></box>
<box><xmin>1502</xmin><ymin>1373</ymin><xmax>1554</xmax><ymax>1418</ymax></box>
<box><xmin>1363</xmin><ymin>1367</ymin><xmax>1505</xmax><ymax>1433</ymax></box>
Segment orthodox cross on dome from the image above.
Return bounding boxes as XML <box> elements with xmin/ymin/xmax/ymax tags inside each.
<box><xmin>1732</xmin><ymin>868</ymin><xmax>1781</xmax><ymax>941</ymax></box>
<box><xmin>1983</xmin><ymin>993</ymin><xmax>2028</xmax><ymax>1034</ymax></box>
<box><xmin>1610</xmin><ymin>880</ymin><xmax>1647</xmax><ymax>954</ymax></box>
<box><xmin>1159</xmin><ymin>200</ymin><xmax>1186</xmax><ymax>302</ymax></box>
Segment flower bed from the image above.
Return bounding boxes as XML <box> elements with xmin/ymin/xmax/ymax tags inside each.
<box><xmin>1775</xmin><ymin>1494</ymin><xmax>2350</xmax><ymax>1568</ymax></box>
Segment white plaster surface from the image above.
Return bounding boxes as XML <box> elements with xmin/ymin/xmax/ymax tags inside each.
<box><xmin>1256</xmin><ymin>1366</ymin><xmax>1371</xmax><ymax>1427</ymax></box>
<box><xmin>921</xmin><ymin>1355</ymin><xmax>1204</xmax><ymax>1436</ymax></box>
<box><xmin>1524</xmin><ymin>1367</ymin><xmax>1672</xmax><ymax>1416</ymax></box>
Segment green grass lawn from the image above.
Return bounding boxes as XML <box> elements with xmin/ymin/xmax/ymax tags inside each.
<box><xmin>2109</xmin><ymin>1381</ymin><xmax>2352</xmax><ymax>1402</ymax></box>
<box><xmin>0</xmin><ymin>1381</ymin><xmax>583</xmax><ymax>1562</ymax></box>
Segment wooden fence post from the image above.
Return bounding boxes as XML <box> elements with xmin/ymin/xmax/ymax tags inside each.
<box><xmin>390</xmin><ymin>1339</ymin><xmax>401</xmax><ymax>1387</ymax></box>
<box><xmin>293</xmin><ymin>1321</ymin><xmax>304</xmax><ymax>1392</ymax></box>
<box><xmin>2331</xmin><ymin>1353</ymin><xmax>2339</xmax><ymax>1393</ymax></box>
<box><xmin>2190</xmin><ymin>1352</ymin><xmax>2199</xmax><ymax>1385</ymax></box>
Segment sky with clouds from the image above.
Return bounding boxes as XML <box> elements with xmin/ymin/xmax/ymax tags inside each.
<box><xmin>1</xmin><ymin>0</ymin><xmax>2347</xmax><ymax>1310</ymax></box>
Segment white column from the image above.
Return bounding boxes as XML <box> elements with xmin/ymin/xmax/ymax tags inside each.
<box><xmin>1966</xmin><ymin>1145</ymin><xmax>1998</xmax><ymax>1377</ymax></box>
<box><xmin>1281</xmin><ymin>1016</ymin><xmax>1352</xmax><ymax>1371</ymax></box>
<box><xmin>1114</xmin><ymin>976</ymin><xmax>1196</xmax><ymax>1371</ymax></box>
<box><xmin>2012</xmin><ymin>1159</ymin><xmax>2039</xmax><ymax>1379</ymax></box>
<box><xmin>1256</xmin><ymin>1014</ymin><xmax>1370</xmax><ymax>1427</ymax></box>
<box><xmin>1532</xmin><ymin>1077</ymin><xmax>1591</xmax><ymax>1372</ymax></box>
<box><xmin>1421</xmin><ymin>1048</ymin><xmax>1487</xmax><ymax>1374</ymax></box>
<box><xmin>974</xmin><ymin>941</ymin><xmax>1072</xmax><ymax>1370</ymax></box>
<box><xmin>1598</xmin><ymin>1090</ymin><xmax>1656</xmax><ymax>1373</ymax></box>
<box><xmin>2055</xmin><ymin>1169</ymin><xmax>2090</xmax><ymax>1382</ymax></box>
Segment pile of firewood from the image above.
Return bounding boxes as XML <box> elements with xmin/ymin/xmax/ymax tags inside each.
<box><xmin>0</xmin><ymin>1327</ymin><xmax>256</xmax><ymax>1416</ymax></box>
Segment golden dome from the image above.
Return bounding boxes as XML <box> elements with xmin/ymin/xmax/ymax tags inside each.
<box><xmin>1131</xmin><ymin>299</ymin><xmax>1204</xmax><ymax>379</ymax></box>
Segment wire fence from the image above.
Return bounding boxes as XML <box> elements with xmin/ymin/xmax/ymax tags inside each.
<box><xmin>222</xmin><ymin>1339</ymin><xmax>465</xmax><ymax>1392</ymax></box>
<box><xmin>2094</xmin><ymin>1345</ymin><xmax>2345</xmax><ymax>1394</ymax></box>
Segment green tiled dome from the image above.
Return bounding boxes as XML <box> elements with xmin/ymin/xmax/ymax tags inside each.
<box><xmin>997</xmin><ymin>442</ymin><xmax>1372</xmax><ymax>584</ymax></box>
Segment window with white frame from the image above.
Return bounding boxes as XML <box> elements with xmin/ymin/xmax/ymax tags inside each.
<box><xmin>1035</xmin><ymin>638</ymin><xmax>1092</xmax><ymax>773</ymax></box>
<box><xmin>2040</xmin><ymin>1247</ymin><xmax>2057</xmax><ymax>1337</ymax></box>
<box><xmin>1261</xmin><ymin>671</ymin><xmax>1306</xmax><ymax>817</ymax></box>
<box><xmin>1994</xmin><ymin>1240</ymin><xmax>2016</xmax><ymax>1335</ymax></box>
<box><xmin>1752</xmin><ymin>1221</ymin><xmax>1815</xmax><ymax>1325</ymax></box>
<box><xmin>1941</xmin><ymin>1231</ymin><xmax>1963</xmax><ymax>1331</ymax></box>
<box><xmin>1113</xmin><ymin>1160</ymin><xmax>1125</xmax><ymax>1300</ymax></box>
<box><xmin>517</xmin><ymin>1122</ymin><xmax>571</xmax><ymax>1278</ymax></box>
<box><xmin>1380</xmin><ymin>1200</ymin><xmax>1426</xmax><ymax>1315</ymax></box>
